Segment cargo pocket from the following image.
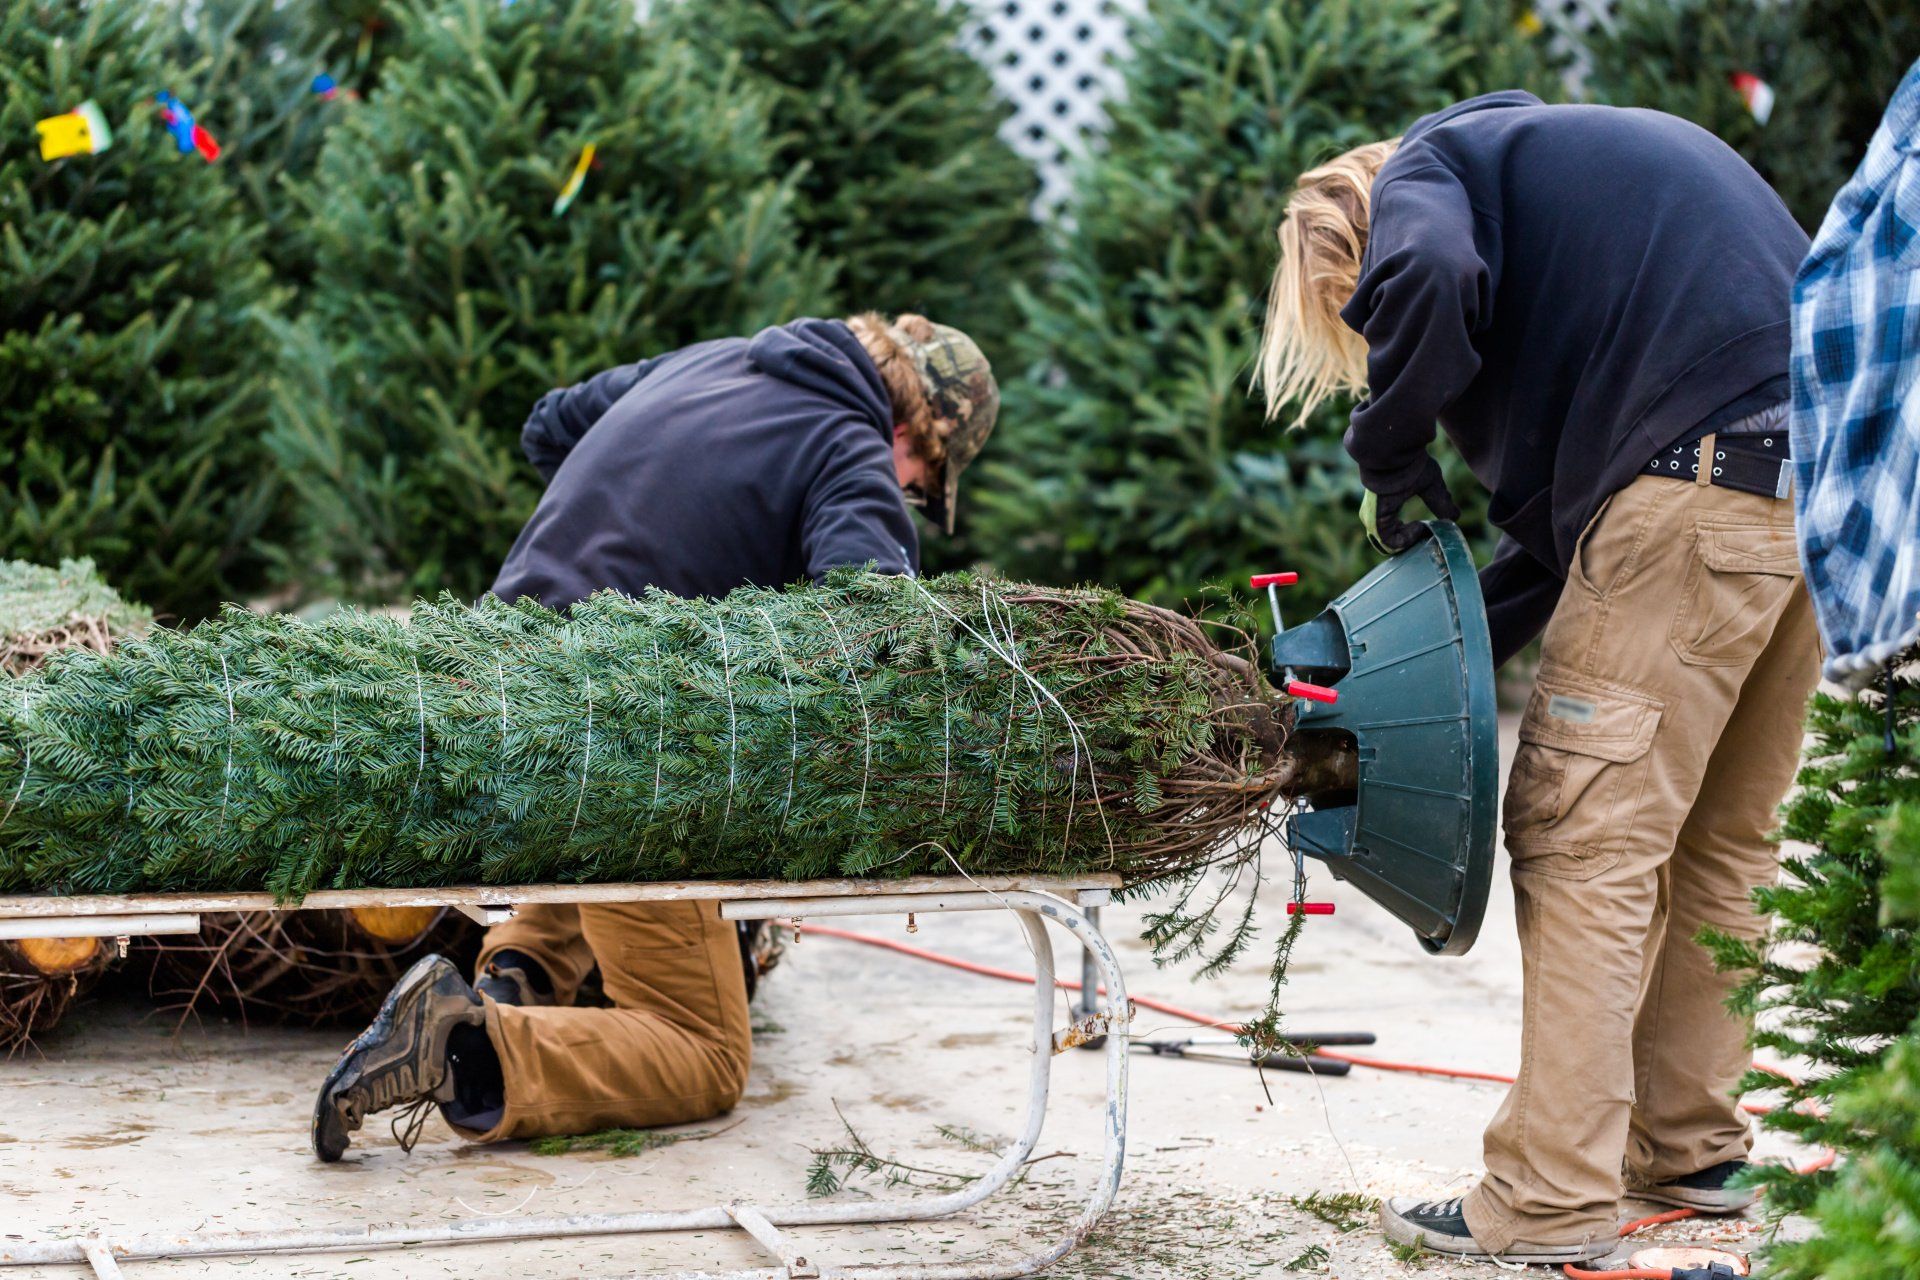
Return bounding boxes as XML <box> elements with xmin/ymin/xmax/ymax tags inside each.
<box><xmin>1504</xmin><ymin>673</ymin><xmax>1664</xmax><ymax>880</ymax></box>
<box><xmin>1669</xmin><ymin>521</ymin><xmax>1801</xmax><ymax>667</ymax></box>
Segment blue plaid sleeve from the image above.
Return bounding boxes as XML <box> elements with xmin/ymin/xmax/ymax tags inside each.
<box><xmin>1790</xmin><ymin>57</ymin><xmax>1920</xmax><ymax>685</ymax></box>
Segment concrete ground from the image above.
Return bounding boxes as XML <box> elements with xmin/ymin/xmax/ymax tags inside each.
<box><xmin>0</xmin><ymin>714</ymin><xmax>1813</xmax><ymax>1279</ymax></box>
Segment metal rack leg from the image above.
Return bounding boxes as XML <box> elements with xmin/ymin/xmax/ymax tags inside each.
<box><xmin>0</xmin><ymin>890</ymin><xmax>1130</xmax><ymax>1280</ymax></box>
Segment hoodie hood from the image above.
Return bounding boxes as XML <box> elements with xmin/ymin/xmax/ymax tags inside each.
<box><xmin>745</xmin><ymin>317</ymin><xmax>893</xmax><ymax>440</ymax></box>
<box><xmin>1402</xmin><ymin>90</ymin><xmax>1544</xmax><ymax>146</ymax></box>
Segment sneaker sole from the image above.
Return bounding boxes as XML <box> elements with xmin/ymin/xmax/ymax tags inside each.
<box><xmin>311</xmin><ymin>954</ymin><xmax>451</xmax><ymax>1162</ymax></box>
<box><xmin>1382</xmin><ymin>1212</ymin><xmax>1613</xmax><ymax>1265</ymax></box>
<box><xmin>1627</xmin><ymin>1185</ymin><xmax>1758</xmax><ymax>1214</ymax></box>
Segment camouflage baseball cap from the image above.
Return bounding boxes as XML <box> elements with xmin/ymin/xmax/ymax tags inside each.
<box><xmin>897</xmin><ymin>322</ymin><xmax>998</xmax><ymax>535</ymax></box>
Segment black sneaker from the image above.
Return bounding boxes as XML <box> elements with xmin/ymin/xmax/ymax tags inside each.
<box><xmin>1380</xmin><ymin>1196</ymin><xmax>1614</xmax><ymax>1264</ymax></box>
<box><xmin>1627</xmin><ymin>1159</ymin><xmax>1757</xmax><ymax>1213</ymax></box>
<box><xmin>476</xmin><ymin>950</ymin><xmax>554</xmax><ymax>1008</ymax></box>
<box><xmin>311</xmin><ymin>955</ymin><xmax>484</xmax><ymax>1162</ymax></box>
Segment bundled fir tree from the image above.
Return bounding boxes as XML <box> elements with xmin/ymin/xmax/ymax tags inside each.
<box><xmin>1583</xmin><ymin>0</ymin><xmax>1849</xmax><ymax>231</ymax></box>
<box><xmin>0</xmin><ymin>572</ymin><xmax>1289</xmax><ymax>900</ymax></box>
<box><xmin>0</xmin><ymin>557</ymin><xmax>148</xmax><ymax>1053</ymax></box>
<box><xmin>0</xmin><ymin>0</ymin><xmax>285</xmax><ymax>621</ymax></box>
<box><xmin>662</xmin><ymin>0</ymin><xmax>1043</xmax><ymax>365</ymax></box>
<box><xmin>970</xmin><ymin>0</ymin><xmax>1552</xmax><ymax>616</ymax></box>
<box><xmin>275</xmin><ymin>0</ymin><xmax>830</xmax><ymax>601</ymax></box>
<box><xmin>136</xmin><ymin>904</ymin><xmax>481</xmax><ymax>1027</ymax></box>
<box><xmin>1707</xmin><ymin>660</ymin><xmax>1920</xmax><ymax>1226</ymax></box>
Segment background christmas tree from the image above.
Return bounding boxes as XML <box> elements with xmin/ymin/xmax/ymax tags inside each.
<box><xmin>967</xmin><ymin>0</ymin><xmax>1554</xmax><ymax>617</ymax></box>
<box><xmin>662</xmin><ymin>0</ymin><xmax>1043</xmax><ymax>366</ymax></box>
<box><xmin>273</xmin><ymin>0</ymin><xmax>832</xmax><ymax>601</ymax></box>
<box><xmin>166</xmin><ymin>0</ymin><xmax>366</xmax><ymax>292</ymax></box>
<box><xmin>1706</xmin><ymin>662</ymin><xmax>1920</xmax><ymax>1237</ymax></box>
<box><xmin>1582</xmin><ymin>0</ymin><xmax>1849</xmax><ymax>231</ymax></box>
<box><xmin>0</xmin><ymin>0</ymin><xmax>286</xmax><ymax>621</ymax></box>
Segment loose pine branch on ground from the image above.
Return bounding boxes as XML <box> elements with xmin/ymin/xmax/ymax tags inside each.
<box><xmin>530</xmin><ymin>1119</ymin><xmax>740</xmax><ymax>1158</ymax></box>
<box><xmin>804</xmin><ymin>1103</ymin><xmax>1070</xmax><ymax>1197</ymax></box>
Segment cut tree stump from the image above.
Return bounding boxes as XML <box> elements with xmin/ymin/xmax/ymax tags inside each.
<box><xmin>0</xmin><ymin>936</ymin><xmax>114</xmax><ymax>1055</ymax></box>
<box><xmin>136</xmin><ymin>907</ymin><xmax>483</xmax><ymax>1028</ymax></box>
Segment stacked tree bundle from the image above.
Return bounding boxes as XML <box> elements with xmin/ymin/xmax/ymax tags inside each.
<box><xmin>0</xmin><ymin>558</ymin><xmax>150</xmax><ymax>1053</ymax></box>
<box><xmin>136</xmin><ymin>904</ymin><xmax>480</xmax><ymax>1027</ymax></box>
<box><xmin>0</xmin><ymin>573</ymin><xmax>1292</xmax><ymax>904</ymax></box>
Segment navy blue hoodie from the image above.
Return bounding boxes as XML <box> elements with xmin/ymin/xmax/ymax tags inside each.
<box><xmin>1339</xmin><ymin>92</ymin><xmax>1808</xmax><ymax>665</ymax></box>
<box><xmin>490</xmin><ymin>318</ymin><xmax>918</xmax><ymax>609</ymax></box>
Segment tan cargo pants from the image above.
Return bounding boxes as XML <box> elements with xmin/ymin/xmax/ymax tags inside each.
<box><xmin>452</xmin><ymin>901</ymin><xmax>751</xmax><ymax>1142</ymax></box>
<box><xmin>1461</xmin><ymin>473</ymin><xmax>1819</xmax><ymax>1253</ymax></box>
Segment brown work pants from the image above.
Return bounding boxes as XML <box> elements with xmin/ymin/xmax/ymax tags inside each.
<box><xmin>1462</xmin><ymin>474</ymin><xmax>1819</xmax><ymax>1253</ymax></box>
<box><xmin>453</xmin><ymin>901</ymin><xmax>751</xmax><ymax>1142</ymax></box>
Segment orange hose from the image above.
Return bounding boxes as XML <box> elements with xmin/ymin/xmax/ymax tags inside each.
<box><xmin>791</xmin><ymin>920</ymin><xmax>1836</xmax><ymax>1280</ymax></box>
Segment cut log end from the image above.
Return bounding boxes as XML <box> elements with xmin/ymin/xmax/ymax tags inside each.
<box><xmin>12</xmin><ymin>934</ymin><xmax>109</xmax><ymax>977</ymax></box>
<box><xmin>346</xmin><ymin>905</ymin><xmax>445</xmax><ymax>946</ymax></box>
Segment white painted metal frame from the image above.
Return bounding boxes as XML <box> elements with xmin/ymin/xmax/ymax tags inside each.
<box><xmin>0</xmin><ymin>876</ymin><xmax>1131</xmax><ymax>1280</ymax></box>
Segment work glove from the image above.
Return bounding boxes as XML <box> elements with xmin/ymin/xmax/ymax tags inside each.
<box><xmin>1360</xmin><ymin>455</ymin><xmax>1461</xmax><ymax>555</ymax></box>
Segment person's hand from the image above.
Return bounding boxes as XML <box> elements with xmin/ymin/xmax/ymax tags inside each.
<box><xmin>1361</xmin><ymin>456</ymin><xmax>1461</xmax><ymax>554</ymax></box>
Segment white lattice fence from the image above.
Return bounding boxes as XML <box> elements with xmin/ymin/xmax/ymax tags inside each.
<box><xmin>961</xmin><ymin>0</ymin><xmax>1623</xmax><ymax>207</ymax></box>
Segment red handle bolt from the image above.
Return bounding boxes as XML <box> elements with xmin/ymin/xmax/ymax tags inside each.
<box><xmin>1287</xmin><ymin>902</ymin><xmax>1336</xmax><ymax>916</ymax></box>
<box><xmin>1249</xmin><ymin>572</ymin><xmax>1299</xmax><ymax>589</ymax></box>
<box><xmin>1286</xmin><ymin>679</ymin><xmax>1339</xmax><ymax>704</ymax></box>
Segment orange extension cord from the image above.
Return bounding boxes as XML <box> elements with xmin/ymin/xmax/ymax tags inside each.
<box><xmin>790</xmin><ymin>921</ymin><xmax>1835</xmax><ymax>1280</ymax></box>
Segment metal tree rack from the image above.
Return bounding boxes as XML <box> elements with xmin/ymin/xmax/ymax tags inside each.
<box><xmin>0</xmin><ymin>873</ymin><xmax>1131</xmax><ymax>1280</ymax></box>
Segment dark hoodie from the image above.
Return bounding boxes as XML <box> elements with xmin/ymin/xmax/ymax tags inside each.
<box><xmin>1339</xmin><ymin>92</ymin><xmax>1808</xmax><ymax>665</ymax></box>
<box><xmin>490</xmin><ymin>318</ymin><xmax>918</xmax><ymax>609</ymax></box>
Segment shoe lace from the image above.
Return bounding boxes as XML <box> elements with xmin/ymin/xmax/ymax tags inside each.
<box><xmin>1417</xmin><ymin>1196</ymin><xmax>1466</xmax><ymax>1219</ymax></box>
<box><xmin>390</xmin><ymin>1097</ymin><xmax>437</xmax><ymax>1154</ymax></box>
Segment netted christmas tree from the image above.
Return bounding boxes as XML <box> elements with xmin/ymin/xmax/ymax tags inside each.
<box><xmin>275</xmin><ymin>0</ymin><xmax>831</xmax><ymax>601</ymax></box>
<box><xmin>969</xmin><ymin>0</ymin><xmax>1552</xmax><ymax>616</ymax></box>
<box><xmin>1706</xmin><ymin>658</ymin><xmax>1920</xmax><ymax>1232</ymax></box>
<box><xmin>0</xmin><ymin>572</ymin><xmax>1289</xmax><ymax>899</ymax></box>
<box><xmin>0</xmin><ymin>571</ymin><xmax>1308</xmax><ymax>1026</ymax></box>
<box><xmin>0</xmin><ymin>0</ymin><xmax>285</xmax><ymax>621</ymax></box>
<box><xmin>0</xmin><ymin>557</ymin><xmax>152</xmax><ymax>678</ymax></box>
<box><xmin>1582</xmin><ymin>0</ymin><xmax>1849</xmax><ymax>231</ymax></box>
<box><xmin>662</xmin><ymin>0</ymin><xmax>1043</xmax><ymax>365</ymax></box>
<box><xmin>0</xmin><ymin>556</ymin><xmax>149</xmax><ymax>1053</ymax></box>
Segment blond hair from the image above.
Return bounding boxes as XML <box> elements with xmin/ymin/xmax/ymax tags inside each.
<box><xmin>846</xmin><ymin>311</ymin><xmax>945</xmax><ymax>468</ymax></box>
<box><xmin>1257</xmin><ymin>139</ymin><xmax>1399</xmax><ymax>428</ymax></box>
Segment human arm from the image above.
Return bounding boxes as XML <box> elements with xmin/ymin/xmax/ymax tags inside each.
<box><xmin>1478</xmin><ymin>534</ymin><xmax>1563</xmax><ymax>669</ymax></box>
<box><xmin>800</xmin><ymin>422</ymin><xmax>919</xmax><ymax>580</ymax></box>
<box><xmin>1339</xmin><ymin>163</ymin><xmax>1494</xmax><ymax>498</ymax></box>
<box><xmin>521</xmin><ymin>356</ymin><xmax>667</xmax><ymax>482</ymax></box>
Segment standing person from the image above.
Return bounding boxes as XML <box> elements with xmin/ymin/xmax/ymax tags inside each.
<box><xmin>1260</xmin><ymin>92</ymin><xmax>1820</xmax><ymax>1264</ymax></box>
<box><xmin>311</xmin><ymin>313</ymin><xmax>999</xmax><ymax>1161</ymax></box>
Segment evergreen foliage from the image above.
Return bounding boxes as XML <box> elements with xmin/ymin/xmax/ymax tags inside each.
<box><xmin>1582</xmin><ymin>0</ymin><xmax>1849</xmax><ymax>231</ymax></box>
<box><xmin>1707</xmin><ymin>661</ymin><xmax>1920</xmax><ymax>1224</ymax></box>
<box><xmin>166</xmin><ymin>0</ymin><xmax>360</xmax><ymax>291</ymax></box>
<box><xmin>0</xmin><ymin>572</ymin><xmax>1289</xmax><ymax>906</ymax></box>
<box><xmin>969</xmin><ymin>0</ymin><xmax>1552</xmax><ymax>618</ymax></box>
<box><xmin>0</xmin><ymin>0</ymin><xmax>284</xmax><ymax>621</ymax></box>
<box><xmin>662</xmin><ymin>0</ymin><xmax>1043</xmax><ymax>363</ymax></box>
<box><xmin>274</xmin><ymin>0</ymin><xmax>830</xmax><ymax>601</ymax></box>
<box><xmin>0</xmin><ymin>558</ymin><xmax>151</xmax><ymax>676</ymax></box>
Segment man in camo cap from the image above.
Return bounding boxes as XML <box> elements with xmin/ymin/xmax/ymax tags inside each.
<box><xmin>312</xmin><ymin>312</ymin><xmax>998</xmax><ymax>1161</ymax></box>
<box><xmin>891</xmin><ymin>314</ymin><xmax>999</xmax><ymax>535</ymax></box>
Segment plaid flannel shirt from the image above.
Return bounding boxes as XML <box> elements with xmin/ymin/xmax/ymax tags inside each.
<box><xmin>1792</xmin><ymin>58</ymin><xmax>1920</xmax><ymax>686</ymax></box>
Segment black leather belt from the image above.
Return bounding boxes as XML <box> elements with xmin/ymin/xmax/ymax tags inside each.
<box><xmin>1645</xmin><ymin>431</ymin><xmax>1792</xmax><ymax>499</ymax></box>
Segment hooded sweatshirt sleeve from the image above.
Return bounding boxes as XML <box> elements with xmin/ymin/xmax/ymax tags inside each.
<box><xmin>521</xmin><ymin>356</ymin><xmax>666</xmax><ymax>483</ymax></box>
<box><xmin>1339</xmin><ymin>163</ymin><xmax>1495</xmax><ymax>494</ymax></box>
<box><xmin>800</xmin><ymin>420</ymin><xmax>920</xmax><ymax>581</ymax></box>
<box><xmin>1478</xmin><ymin>534</ymin><xmax>1563</xmax><ymax>668</ymax></box>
